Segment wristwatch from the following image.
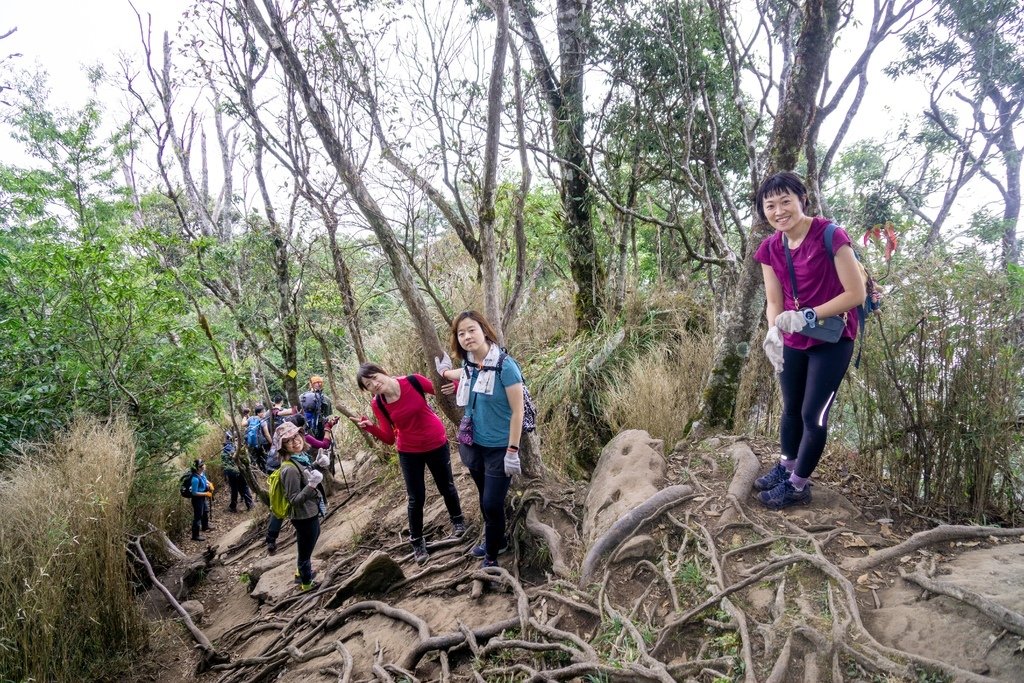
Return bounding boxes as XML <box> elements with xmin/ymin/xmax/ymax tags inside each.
<box><xmin>801</xmin><ymin>307</ymin><xmax>818</xmax><ymax>328</ymax></box>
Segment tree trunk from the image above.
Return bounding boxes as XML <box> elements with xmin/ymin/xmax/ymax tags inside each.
<box><xmin>240</xmin><ymin>0</ymin><xmax>461</xmax><ymax>424</ymax></box>
<box><xmin>479</xmin><ymin>0</ymin><xmax>510</xmax><ymax>342</ymax></box>
<box><xmin>698</xmin><ymin>0</ymin><xmax>841</xmax><ymax>430</ymax></box>
<box><xmin>511</xmin><ymin>0</ymin><xmax>604</xmax><ymax>333</ymax></box>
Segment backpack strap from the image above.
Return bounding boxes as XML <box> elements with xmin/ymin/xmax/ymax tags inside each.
<box><xmin>406</xmin><ymin>374</ymin><xmax>427</xmax><ymax>400</ymax></box>
<box><xmin>823</xmin><ymin>222</ymin><xmax>868</xmax><ymax>368</ymax></box>
<box><xmin>374</xmin><ymin>394</ymin><xmax>393</xmax><ymax>427</ymax></box>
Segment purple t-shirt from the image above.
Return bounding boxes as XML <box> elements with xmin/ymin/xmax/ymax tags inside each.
<box><xmin>754</xmin><ymin>216</ymin><xmax>859</xmax><ymax>350</ymax></box>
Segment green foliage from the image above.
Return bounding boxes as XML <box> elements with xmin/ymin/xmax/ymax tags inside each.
<box><xmin>0</xmin><ymin>84</ymin><xmax>219</xmax><ymax>458</ymax></box>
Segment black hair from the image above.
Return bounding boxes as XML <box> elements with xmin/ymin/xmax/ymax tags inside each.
<box><xmin>356</xmin><ymin>362</ymin><xmax>389</xmax><ymax>390</ymax></box>
<box><xmin>448</xmin><ymin>310</ymin><xmax>501</xmax><ymax>363</ymax></box>
<box><xmin>254</xmin><ymin>404</ymin><xmax>266</xmax><ymax>414</ymax></box>
<box><xmin>191</xmin><ymin>458</ymin><xmax>204</xmax><ymax>472</ymax></box>
<box><xmin>754</xmin><ymin>171</ymin><xmax>809</xmax><ymax>222</ymax></box>
<box><xmin>288</xmin><ymin>414</ymin><xmax>306</xmax><ymax>429</ymax></box>
<box><xmin>271</xmin><ymin>393</ymin><xmax>285</xmax><ymax>404</ymax></box>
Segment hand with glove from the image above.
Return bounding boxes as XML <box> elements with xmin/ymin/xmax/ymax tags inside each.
<box><xmin>775</xmin><ymin>310</ymin><xmax>808</xmax><ymax>334</ymax></box>
<box><xmin>306</xmin><ymin>469</ymin><xmax>324</xmax><ymax>489</ymax></box>
<box><xmin>762</xmin><ymin>326</ymin><xmax>784</xmax><ymax>374</ymax></box>
<box><xmin>315</xmin><ymin>451</ymin><xmax>330</xmax><ymax>469</ymax></box>
<box><xmin>434</xmin><ymin>352</ymin><xmax>453</xmax><ymax>377</ymax></box>
<box><xmin>503</xmin><ymin>448</ymin><xmax>522</xmax><ymax>477</ymax></box>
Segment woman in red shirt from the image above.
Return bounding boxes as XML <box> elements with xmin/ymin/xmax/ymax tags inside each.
<box><xmin>351</xmin><ymin>362</ymin><xmax>466</xmax><ymax>564</ymax></box>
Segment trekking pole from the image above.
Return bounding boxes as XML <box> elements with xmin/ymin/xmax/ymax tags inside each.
<box><xmin>330</xmin><ymin>437</ymin><xmax>350</xmax><ymax>492</ymax></box>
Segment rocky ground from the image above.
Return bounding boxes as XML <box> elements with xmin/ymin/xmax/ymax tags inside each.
<box><xmin>134</xmin><ymin>433</ymin><xmax>1024</xmax><ymax>682</ymax></box>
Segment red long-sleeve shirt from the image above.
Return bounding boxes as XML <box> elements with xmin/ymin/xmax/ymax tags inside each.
<box><xmin>363</xmin><ymin>375</ymin><xmax>447</xmax><ymax>453</ymax></box>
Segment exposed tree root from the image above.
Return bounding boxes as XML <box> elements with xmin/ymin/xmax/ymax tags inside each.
<box><xmin>524</xmin><ymin>503</ymin><xmax>572</xmax><ymax>578</ymax></box>
<box><xmin>579</xmin><ymin>484</ymin><xmax>694</xmax><ymax>584</ymax></box>
<box><xmin>841</xmin><ymin>524</ymin><xmax>1024</xmax><ymax>573</ymax></box>
<box><xmin>900</xmin><ymin>568</ymin><xmax>1024</xmax><ymax>637</ymax></box>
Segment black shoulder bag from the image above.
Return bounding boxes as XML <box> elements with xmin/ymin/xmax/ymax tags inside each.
<box><xmin>783</xmin><ymin>235</ymin><xmax>845</xmax><ymax>343</ymax></box>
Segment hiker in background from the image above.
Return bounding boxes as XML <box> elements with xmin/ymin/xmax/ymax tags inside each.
<box><xmin>221</xmin><ymin>431</ymin><xmax>253</xmax><ymax>513</ymax></box>
<box><xmin>189</xmin><ymin>458</ymin><xmax>215</xmax><ymax>541</ymax></box>
<box><xmin>265</xmin><ymin>413</ymin><xmax>335</xmax><ymax>554</ymax></box>
<box><xmin>299</xmin><ymin>375</ymin><xmax>333</xmax><ymax>440</ymax></box>
<box><xmin>262</xmin><ymin>395</ymin><xmax>297</xmax><ymax>473</ymax></box>
<box><xmin>753</xmin><ymin>171</ymin><xmax>865</xmax><ymax>510</ymax></box>
<box><xmin>246</xmin><ymin>404</ymin><xmax>269</xmax><ymax>472</ymax></box>
<box><xmin>351</xmin><ymin>363</ymin><xmax>466</xmax><ymax>565</ymax></box>
<box><xmin>435</xmin><ymin>310</ymin><xmax>523</xmax><ymax>569</ymax></box>
<box><xmin>274</xmin><ymin>421</ymin><xmax>323</xmax><ymax>591</ymax></box>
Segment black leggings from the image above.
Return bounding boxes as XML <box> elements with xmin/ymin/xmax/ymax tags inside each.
<box><xmin>398</xmin><ymin>443</ymin><xmax>464</xmax><ymax>541</ymax></box>
<box><xmin>460</xmin><ymin>444</ymin><xmax>511</xmax><ymax>561</ymax></box>
<box><xmin>291</xmin><ymin>515</ymin><xmax>320</xmax><ymax>584</ymax></box>
<box><xmin>779</xmin><ymin>338</ymin><xmax>854</xmax><ymax>478</ymax></box>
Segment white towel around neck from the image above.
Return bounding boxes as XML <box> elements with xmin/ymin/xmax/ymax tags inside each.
<box><xmin>455</xmin><ymin>343</ymin><xmax>501</xmax><ymax>407</ymax></box>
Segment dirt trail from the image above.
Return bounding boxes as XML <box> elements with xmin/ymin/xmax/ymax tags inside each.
<box><xmin>137</xmin><ymin>440</ymin><xmax>1024</xmax><ymax>682</ymax></box>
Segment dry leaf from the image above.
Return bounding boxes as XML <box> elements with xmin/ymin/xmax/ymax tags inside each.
<box><xmin>843</xmin><ymin>536</ymin><xmax>870</xmax><ymax>549</ymax></box>
<box><xmin>857</xmin><ymin>574</ymin><xmax>871</xmax><ymax>585</ymax></box>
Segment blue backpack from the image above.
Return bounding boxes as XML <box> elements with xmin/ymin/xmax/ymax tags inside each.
<box><xmin>245</xmin><ymin>416</ymin><xmax>263</xmax><ymax>448</ymax></box>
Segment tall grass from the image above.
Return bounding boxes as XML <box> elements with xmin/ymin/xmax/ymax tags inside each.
<box><xmin>0</xmin><ymin>417</ymin><xmax>146</xmax><ymax>682</ymax></box>
<box><xmin>602</xmin><ymin>334</ymin><xmax>716</xmax><ymax>448</ymax></box>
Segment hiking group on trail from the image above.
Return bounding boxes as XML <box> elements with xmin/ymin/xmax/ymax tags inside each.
<box><xmin>183</xmin><ymin>170</ymin><xmax>885</xmax><ymax>590</ymax></box>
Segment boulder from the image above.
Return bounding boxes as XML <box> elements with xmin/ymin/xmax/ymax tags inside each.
<box><xmin>582</xmin><ymin>430</ymin><xmax>666</xmax><ymax>546</ymax></box>
<box><xmin>326</xmin><ymin>550</ymin><xmax>405</xmax><ymax>608</ymax></box>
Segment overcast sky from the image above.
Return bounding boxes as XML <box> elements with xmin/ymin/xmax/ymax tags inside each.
<box><xmin>0</xmin><ymin>0</ymin><xmax>1012</xmax><ymax>241</ymax></box>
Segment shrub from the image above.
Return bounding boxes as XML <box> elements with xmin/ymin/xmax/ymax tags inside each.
<box><xmin>848</xmin><ymin>256</ymin><xmax>1024</xmax><ymax>521</ymax></box>
<box><xmin>0</xmin><ymin>417</ymin><xmax>146</xmax><ymax>682</ymax></box>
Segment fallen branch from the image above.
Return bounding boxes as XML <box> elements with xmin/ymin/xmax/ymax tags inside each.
<box><xmin>128</xmin><ymin>537</ymin><xmax>227</xmax><ymax>670</ymax></box>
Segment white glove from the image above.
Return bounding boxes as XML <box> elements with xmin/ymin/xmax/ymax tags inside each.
<box><xmin>775</xmin><ymin>310</ymin><xmax>807</xmax><ymax>334</ymax></box>
<box><xmin>763</xmin><ymin>326</ymin><xmax>784</xmax><ymax>374</ymax></box>
<box><xmin>503</xmin><ymin>449</ymin><xmax>522</xmax><ymax>477</ymax></box>
<box><xmin>315</xmin><ymin>451</ymin><xmax>330</xmax><ymax>468</ymax></box>
<box><xmin>434</xmin><ymin>352</ymin><xmax>452</xmax><ymax>374</ymax></box>
<box><xmin>306</xmin><ymin>469</ymin><xmax>324</xmax><ymax>488</ymax></box>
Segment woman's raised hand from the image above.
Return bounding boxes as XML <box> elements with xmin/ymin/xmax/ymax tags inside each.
<box><xmin>434</xmin><ymin>352</ymin><xmax>453</xmax><ymax>375</ymax></box>
<box><xmin>349</xmin><ymin>415</ymin><xmax>372</xmax><ymax>429</ymax></box>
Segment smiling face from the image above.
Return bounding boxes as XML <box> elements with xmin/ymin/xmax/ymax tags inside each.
<box><xmin>760</xmin><ymin>189</ymin><xmax>809</xmax><ymax>234</ymax></box>
<box><xmin>283</xmin><ymin>433</ymin><xmax>305</xmax><ymax>454</ymax></box>
<box><xmin>456</xmin><ymin>317</ymin><xmax>488</xmax><ymax>356</ymax></box>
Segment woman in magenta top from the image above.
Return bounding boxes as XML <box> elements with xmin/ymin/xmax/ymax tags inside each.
<box><xmin>351</xmin><ymin>363</ymin><xmax>465</xmax><ymax>564</ymax></box>
<box><xmin>752</xmin><ymin>171</ymin><xmax>866</xmax><ymax>510</ymax></box>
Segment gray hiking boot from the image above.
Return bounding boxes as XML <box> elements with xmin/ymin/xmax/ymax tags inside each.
<box><xmin>451</xmin><ymin>520</ymin><xmax>467</xmax><ymax>538</ymax></box>
<box><xmin>411</xmin><ymin>538</ymin><xmax>429</xmax><ymax>565</ymax></box>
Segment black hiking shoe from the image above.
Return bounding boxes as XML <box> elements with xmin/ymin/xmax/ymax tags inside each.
<box><xmin>754</xmin><ymin>463</ymin><xmax>791</xmax><ymax>492</ymax></box>
<box><xmin>411</xmin><ymin>538</ymin><xmax>429</xmax><ymax>565</ymax></box>
<box><xmin>451</xmin><ymin>521</ymin><xmax>468</xmax><ymax>538</ymax></box>
<box><xmin>758</xmin><ymin>480</ymin><xmax>811</xmax><ymax>510</ymax></box>
<box><xmin>481</xmin><ymin>558</ymin><xmax>498</xmax><ymax>568</ymax></box>
<box><xmin>267</xmin><ymin>542</ymin><xmax>277</xmax><ymax>556</ymax></box>
<box><xmin>192</xmin><ymin>535</ymin><xmax>206</xmax><ymax>541</ymax></box>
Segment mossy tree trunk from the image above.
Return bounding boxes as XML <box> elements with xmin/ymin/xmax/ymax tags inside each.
<box><xmin>699</xmin><ymin>0</ymin><xmax>841</xmax><ymax>430</ymax></box>
<box><xmin>512</xmin><ymin>0</ymin><xmax>605</xmax><ymax>333</ymax></box>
